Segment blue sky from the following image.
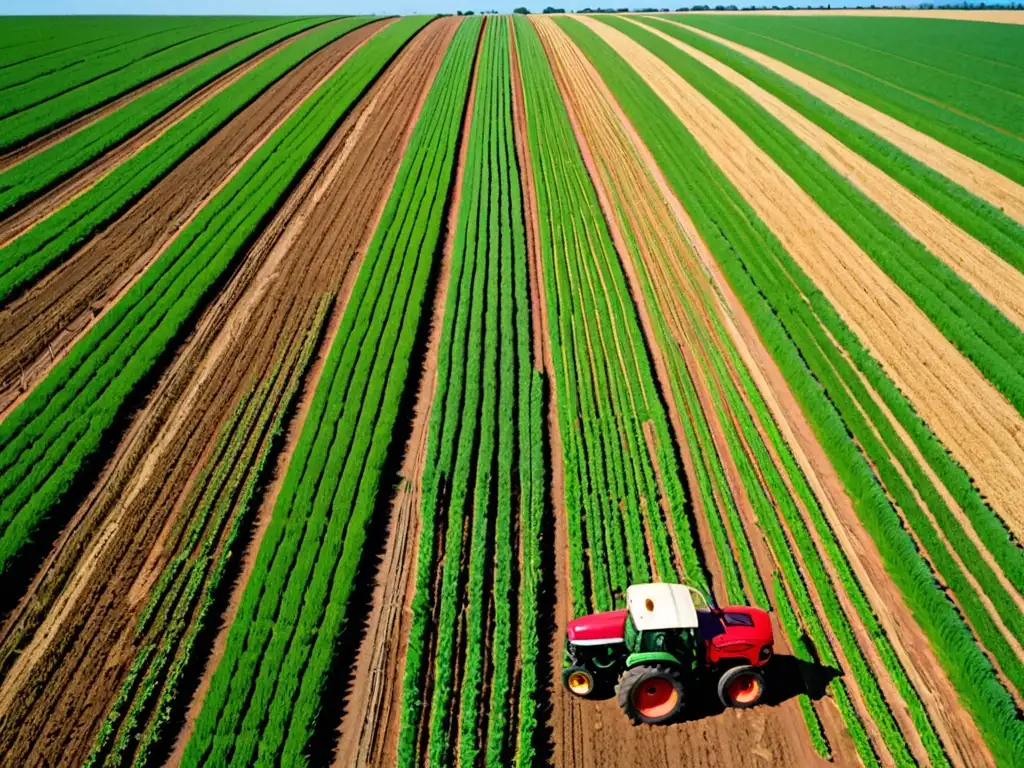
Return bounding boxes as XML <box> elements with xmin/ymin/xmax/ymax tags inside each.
<box><xmin>1</xmin><ymin>0</ymin><xmax>933</xmax><ymax>17</ymax></box>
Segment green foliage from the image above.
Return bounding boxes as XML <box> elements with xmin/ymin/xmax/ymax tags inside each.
<box><xmin>180</xmin><ymin>15</ymin><xmax>470</xmax><ymax>766</ymax></box>
<box><xmin>0</xmin><ymin>16</ymin><xmax>424</xmax><ymax>590</ymax></box>
<box><xmin>0</xmin><ymin>17</ymin><xmax>337</xmax><ymax>218</ymax></box>
<box><xmin>0</xmin><ymin>17</ymin><xmax>292</xmax><ymax>150</ymax></box>
<box><xmin>0</xmin><ymin>16</ymin><xmax>374</xmax><ymax>306</ymax></box>
<box><xmin>667</xmin><ymin>14</ymin><xmax>1024</xmax><ymax>185</ymax></box>
<box><xmin>558</xmin><ymin>17</ymin><xmax>1024</xmax><ymax>766</ymax></box>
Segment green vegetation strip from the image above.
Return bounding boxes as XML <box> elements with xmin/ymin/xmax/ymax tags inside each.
<box><xmin>671</xmin><ymin>14</ymin><xmax>1024</xmax><ymax>186</ymax></box>
<box><xmin>0</xmin><ymin>17</ymin><xmax>291</xmax><ymax>150</ymax></box>
<box><xmin>0</xmin><ymin>16</ymin><xmax>375</xmax><ymax>307</ymax></box>
<box><xmin>180</xmin><ymin>15</ymin><xmax>472</xmax><ymax>766</ymax></box>
<box><xmin>639</xmin><ymin>16</ymin><xmax>1024</xmax><ymax>285</ymax></box>
<box><xmin>514</xmin><ymin>16</ymin><xmax>706</xmax><ymax>626</ymax></box>
<box><xmin>559</xmin><ymin>17</ymin><xmax>1024</xmax><ymax>766</ymax></box>
<box><xmin>397</xmin><ymin>19</ymin><xmax>542</xmax><ymax>768</ymax></box>
<box><xmin>0</xmin><ymin>17</ymin><xmax>425</xmax><ymax>587</ymax></box>
<box><xmin>0</xmin><ymin>18</ymin><xmax>159</xmax><ymax>68</ymax></box>
<box><xmin>85</xmin><ymin>297</ymin><xmax>329</xmax><ymax>768</ymax></box>
<box><xmin>605</xmin><ymin>17</ymin><xmax>1024</xmax><ymax>425</ymax></box>
<box><xmin>0</xmin><ymin>17</ymin><xmax>335</xmax><ymax>218</ymax></box>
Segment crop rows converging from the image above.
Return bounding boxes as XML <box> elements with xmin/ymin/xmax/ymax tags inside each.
<box><xmin>0</xmin><ymin>11</ymin><xmax>1022</xmax><ymax>768</ymax></box>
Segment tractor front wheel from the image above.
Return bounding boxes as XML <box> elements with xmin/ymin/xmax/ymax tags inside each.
<box><xmin>717</xmin><ymin>665</ymin><xmax>765</xmax><ymax>709</ymax></box>
<box><xmin>616</xmin><ymin>664</ymin><xmax>684</xmax><ymax>724</ymax></box>
<box><xmin>562</xmin><ymin>665</ymin><xmax>597</xmax><ymax>698</ymax></box>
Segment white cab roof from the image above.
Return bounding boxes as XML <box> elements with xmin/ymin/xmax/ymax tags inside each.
<box><xmin>627</xmin><ymin>583</ymin><xmax>699</xmax><ymax>631</ymax></box>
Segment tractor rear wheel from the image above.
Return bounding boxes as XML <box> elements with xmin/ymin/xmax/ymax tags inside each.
<box><xmin>717</xmin><ymin>665</ymin><xmax>765</xmax><ymax>709</ymax></box>
<box><xmin>616</xmin><ymin>664</ymin><xmax>684</xmax><ymax>724</ymax></box>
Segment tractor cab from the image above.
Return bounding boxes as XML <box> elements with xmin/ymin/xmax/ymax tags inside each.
<box><xmin>563</xmin><ymin>583</ymin><xmax>773</xmax><ymax>724</ymax></box>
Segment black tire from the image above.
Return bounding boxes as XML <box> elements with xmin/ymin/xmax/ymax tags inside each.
<box><xmin>717</xmin><ymin>665</ymin><xmax>765</xmax><ymax>709</ymax></box>
<box><xmin>616</xmin><ymin>664</ymin><xmax>685</xmax><ymax>724</ymax></box>
<box><xmin>562</xmin><ymin>665</ymin><xmax>597</xmax><ymax>698</ymax></box>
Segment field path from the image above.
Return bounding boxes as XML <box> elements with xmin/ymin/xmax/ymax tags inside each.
<box><xmin>579</xmin><ymin>16</ymin><xmax>1024</xmax><ymax>541</ymax></box>
<box><xmin>657</xmin><ymin>19</ymin><xmax>1024</xmax><ymax>225</ymax></box>
<box><xmin>630</xmin><ymin>17</ymin><xmax>1024</xmax><ymax>330</ymax></box>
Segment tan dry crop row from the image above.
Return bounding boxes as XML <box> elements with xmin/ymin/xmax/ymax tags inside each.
<box><xmin>662</xmin><ymin>20</ymin><xmax>1024</xmax><ymax>225</ymax></box>
<box><xmin>631</xmin><ymin>18</ymin><xmax>1024</xmax><ymax>329</ymax></box>
<box><xmin>535</xmin><ymin>17</ymin><xmax>996</xmax><ymax>766</ymax></box>
<box><xmin>577</xmin><ymin>16</ymin><xmax>1024</xmax><ymax>541</ymax></box>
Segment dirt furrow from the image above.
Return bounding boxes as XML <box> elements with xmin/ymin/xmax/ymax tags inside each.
<box><xmin>581</xmin><ymin>16</ymin><xmax>1024</xmax><ymax>541</ymax></box>
<box><xmin>0</xmin><ymin>22</ymin><xmax>327</xmax><ymax>248</ymax></box>
<box><xmin>661</xmin><ymin>18</ymin><xmax>1024</xmax><ymax>225</ymax></box>
<box><xmin>326</xmin><ymin>17</ymin><xmax>462</xmax><ymax>768</ymax></box>
<box><xmin>0</xmin><ymin>20</ymin><xmax>387</xmax><ymax>421</ymax></box>
<box><xmin>0</xmin><ymin>17</ymin><xmax>440</xmax><ymax>768</ymax></box>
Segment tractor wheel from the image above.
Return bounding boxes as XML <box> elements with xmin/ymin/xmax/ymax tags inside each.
<box><xmin>717</xmin><ymin>665</ymin><xmax>765</xmax><ymax>709</ymax></box>
<box><xmin>562</xmin><ymin>665</ymin><xmax>597</xmax><ymax>698</ymax></box>
<box><xmin>616</xmin><ymin>664</ymin><xmax>685</xmax><ymax>724</ymax></box>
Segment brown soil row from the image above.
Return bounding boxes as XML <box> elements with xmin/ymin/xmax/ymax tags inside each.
<box><xmin>526</xmin><ymin>17</ymin><xmax>827</xmax><ymax>768</ymax></box>
<box><xmin>667</xmin><ymin>20</ymin><xmax>1024</xmax><ymax>225</ymax></box>
<box><xmin>539</xmin><ymin>15</ymin><xmax>996</xmax><ymax>767</ymax></box>
<box><xmin>0</xmin><ymin>21</ymin><xmax>329</xmax><ymax>248</ymax></box>
<box><xmin>0</xmin><ymin>20</ymin><xmax>319</xmax><ymax>174</ymax></box>
<box><xmin>327</xmin><ymin>16</ymin><xmax>463</xmax><ymax>768</ymax></box>
<box><xmin>0</xmin><ymin>17</ymin><xmax>448</xmax><ymax>768</ymax></box>
<box><xmin>582</xmin><ymin>18</ymin><xmax>1024</xmax><ymax>543</ymax></box>
<box><xmin>0</xmin><ymin>21</ymin><xmax>384</xmax><ymax>421</ymax></box>
<box><xmin>640</xmin><ymin>18</ymin><xmax>1024</xmax><ymax>330</ymax></box>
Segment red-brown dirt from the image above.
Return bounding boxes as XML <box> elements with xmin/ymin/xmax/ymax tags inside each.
<box><xmin>0</xmin><ymin>17</ymin><xmax>457</xmax><ymax>768</ymax></box>
<box><xmin>0</xmin><ymin>19</ymin><xmax>387</xmax><ymax>421</ymax></box>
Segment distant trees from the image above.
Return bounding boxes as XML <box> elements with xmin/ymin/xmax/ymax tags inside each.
<box><xmin>513</xmin><ymin>6</ymin><xmax>531</xmax><ymax>11</ymax></box>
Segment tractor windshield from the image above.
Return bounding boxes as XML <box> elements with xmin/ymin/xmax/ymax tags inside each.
<box><xmin>625</xmin><ymin>613</ymin><xmax>639</xmax><ymax>650</ymax></box>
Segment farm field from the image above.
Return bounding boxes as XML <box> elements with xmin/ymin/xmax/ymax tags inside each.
<box><xmin>0</xmin><ymin>10</ymin><xmax>1021</xmax><ymax>768</ymax></box>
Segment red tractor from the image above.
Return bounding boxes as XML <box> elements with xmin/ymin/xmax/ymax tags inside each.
<box><xmin>562</xmin><ymin>583</ymin><xmax>773</xmax><ymax>724</ymax></box>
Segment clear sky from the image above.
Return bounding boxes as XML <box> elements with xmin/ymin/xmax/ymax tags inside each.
<box><xmin>1</xmin><ymin>0</ymin><xmax>934</xmax><ymax>17</ymax></box>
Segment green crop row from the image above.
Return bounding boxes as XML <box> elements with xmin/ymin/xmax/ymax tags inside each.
<box><xmin>0</xmin><ymin>18</ymin><xmax>291</xmax><ymax>149</ymax></box>
<box><xmin>558</xmin><ymin>17</ymin><xmax>1024</xmax><ymax>766</ymax></box>
<box><xmin>85</xmin><ymin>298</ymin><xmax>328</xmax><ymax>768</ymax></box>
<box><xmin>0</xmin><ymin>17</ymin><xmax>424</xmax><ymax>584</ymax></box>
<box><xmin>605</xmin><ymin>13</ymin><xmax>1024</xmax><ymax>693</ymax></box>
<box><xmin>606</xmin><ymin>17</ymin><xmax>1024</xmax><ymax>423</ymax></box>
<box><xmin>514</xmin><ymin>16</ymin><xmax>708</xmax><ymax>623</ymax></box>
<box><xmin>638</xmin><ymin>16</ymin><xmax>1024</xmax><ymax>275</ymax></box>
<box><xmin>0</xmin><ymin>17</ymin><xmax>336</xmax><ymax>218</ymax></box>
<box><xmin>0</xmin><ymin>18</ymin><xmax>198</xmax><ymax>91</ymax></box>
<box><xmin>670</xmin><ymin>15</ymin><xmax>1024</xmax><ymax>186</ymax></box>
<box><xmin>0</xmin><ymin>16</ymin><xmax>374</xmax><ymax>307</ymax></box>
<box><xmin>0</xmin><ymin>18</ymin><xmax>165</xmax><ymax>68</ymax></box>
<box><xmin>180</xmin><ymin>16</ymin><xmax>470</xmax><ymax>766</ymax></box>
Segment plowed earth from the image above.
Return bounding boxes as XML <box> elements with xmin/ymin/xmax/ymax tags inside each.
<box><xmin>0</xmin><ymin>16</ymin><xmax>458</xmax><ymax>768</ymax></box>
<box><xmin>580</xmin><ymin>17</ymin><xmax>1024</xmax><ymax>543</ymax></box>
<box><xmin>0</xmin><ymin>20</ymin><xmax>386</xmax><ymax>420</ymax></box>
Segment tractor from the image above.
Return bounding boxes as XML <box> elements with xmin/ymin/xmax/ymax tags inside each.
<box><xmin>562</xmin><ymin>583</ymin><xmax>773</xmax><ymax>724</ymax></box>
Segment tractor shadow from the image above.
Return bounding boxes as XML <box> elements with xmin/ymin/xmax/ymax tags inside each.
<box><xmin>588</xmin><ymin>654</ymin><xmax>840</xmax><ymax>725</ymax></box>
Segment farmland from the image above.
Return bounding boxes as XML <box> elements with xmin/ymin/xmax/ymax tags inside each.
<box><xmin>0</xmin><ymin>9</ymin><xmax>1021</xmax><ymax>768</ymax></box>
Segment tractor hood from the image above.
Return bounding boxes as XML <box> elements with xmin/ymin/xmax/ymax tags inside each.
<box><xmin>708</xmin><ymin>606</ymin><xmax>773</xmax><ymax>651</ymax></box>
<box><xmin>566</xmin><ymin>609</ymin><xmax>627</xmax><ymax>645</ymax></box>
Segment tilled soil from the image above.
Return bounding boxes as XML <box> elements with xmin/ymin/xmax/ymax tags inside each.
<box><xmin>580</xmin><ymin>17</ymin><xmax>1024</xmax><ymax>544</ymax></box>
<box><xmin>0</xmin><ymin>20</ymin><xmax>386</xmax><ymax>420</ymax></box>
<box><xmin>0</xmin><ymin>16</ymin><xmax>450</xmax><ymax>768</ymax></box>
